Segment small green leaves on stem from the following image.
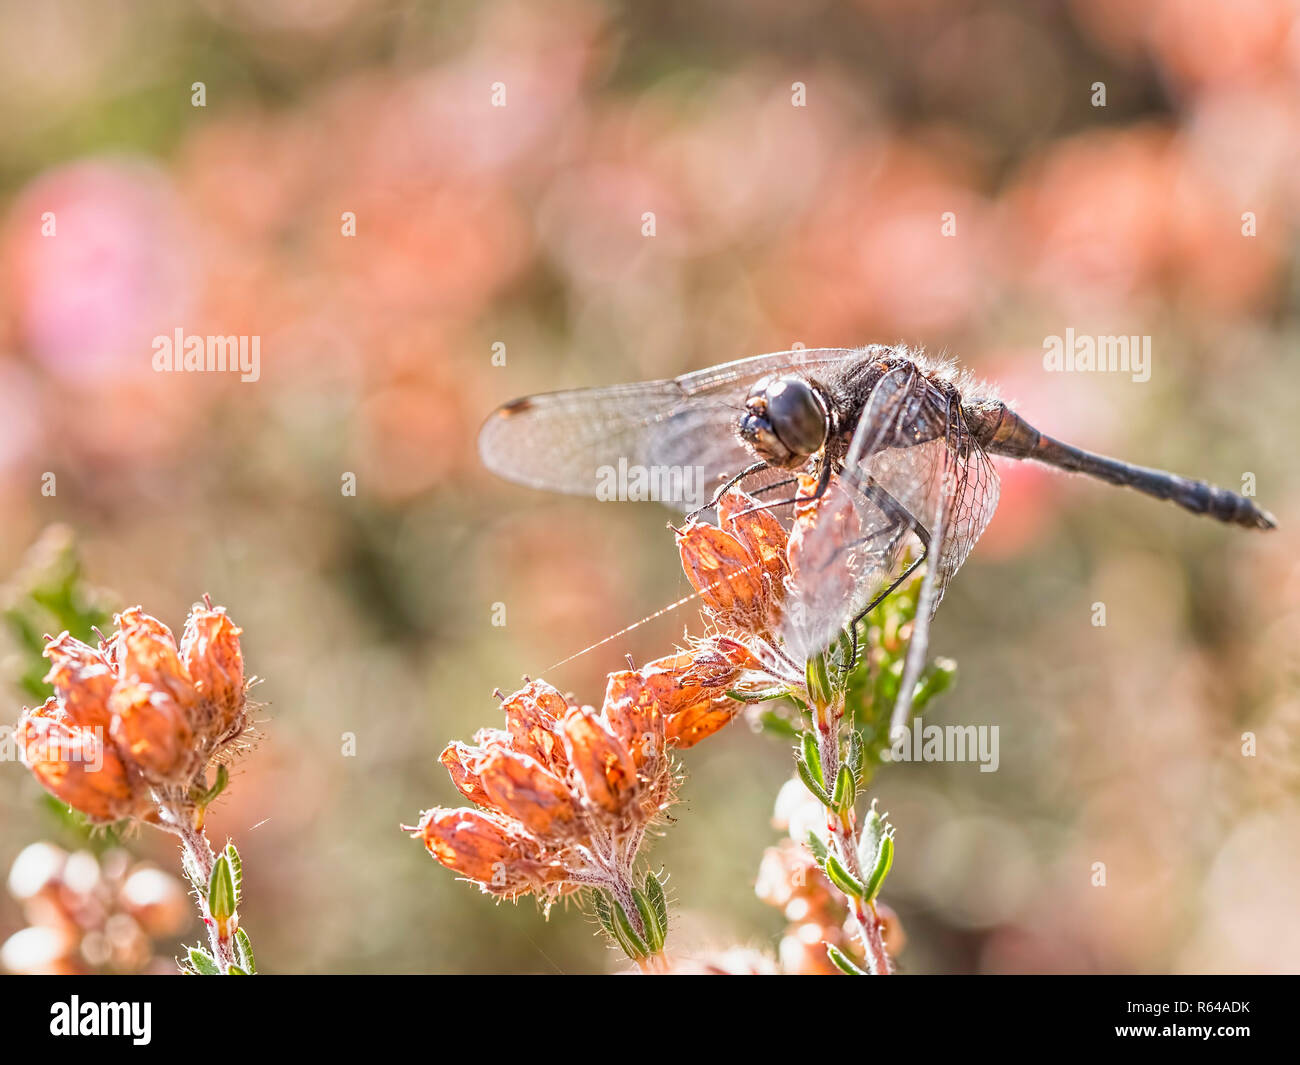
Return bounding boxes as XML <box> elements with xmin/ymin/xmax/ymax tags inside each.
<box><xmin>824</xmin><ymin>851</ymin><xmax>866</xmax><ymax>899</ymax></box>
<box><xmin>805</xmin><ymin>651</ymin><xmax>834</xmax><ymax>708</ymax></box>
<box><xmin>190</xmin><ymin>764</ymin><xmax>229</xmax><ymax>810</ymax></box>
<box><xmin>846</xmin><ymin>728</ymin><xmax>865</xmax><ymax>777</ymax></box>
<box><xmin>234</xmin><ymin>928</ymin><xmax>257</xmax><ymax>974</ymax></box>
<box><xmin>207</xmin><ymin>854</ymin><xmax>237</xmax><ymax>928</ymax></box>
<box><xmin>225</xmin><ymin>842</ymin><xmax>243</xmax><ymax>908</ymax></box>
<box><xmin>832</xmin><ymin>765</ymin><xmax>856</xmax><ymax>815</ymax></box>
<box><xmin>796</xmin><ymin>748</ymin><xmax>831</xmax><ymax>806</ymax></box>
<box><xmin>593</xmin><ymin>880</ymin><xmax>667</xmax><ymax>962</ymax></box>
<box><xmin>826</xmin><ymin>943</ymin><xmax>868</xmax><ymax>975</ymax></box>
<box><xmin>857</xmin><ymin>801</ymin><xmax>895</xmax><ymax>904</ymax></box>
<box><xmin>727</xmin><ymin>686</ymin><xmax>792</xmax><ymax>704</ymax></box>
<box><xmin>186</xmin><ymin>946</ymin><xmax>221</xmax><ymax>976</ymax></box>
<box><xmin>800</xmin><ymin>729</ymin><xmax>823</xmax><ymax>786</ymax></box>
<box><xmin>806</xmin><ymin>830</ymin><xmax>830</xmax><ymax>866</ymax></box>
<box><xmin>632</xmin><ymin>871</ymin><xmax>668</xmax><ymax>954</ymax></box>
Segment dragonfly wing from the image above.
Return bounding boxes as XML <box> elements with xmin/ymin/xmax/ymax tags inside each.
<box><xmin>777</xmin><ymin>364</ymin><xmax>1001</xmax><ymax>665</ymax></box>
<box><xmin>478</xmin><ymin>348</ymin><xmax>859</xmax><ymax>509</ymax></box>
<box><xmin>843</xmin><ymin>365</ymin><xmax>1001</xmax><ymax>611</ymax></box>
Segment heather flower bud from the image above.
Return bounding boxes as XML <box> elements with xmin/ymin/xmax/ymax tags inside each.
<box><xmin>109</xmin><ymin>683</ymin><xmax>194</xmax><ymax>779</ymax></box>
<box><xmin>677</xmin><ymin>523</ymin><xmax>771</xmax><ymax>629</ymax></box>
<box><xmin>676</xmin><ymin>488</ymin><xmax>792</xmax><ymax>638</ymax></box>
<box><xmin>717</xmin><ymin>491</ymin><xmax>789</xmax><ymax>591</ymax></box>
<box><xmin>559</xmin><ymin>706</ymin><xmax>638</xmax><ymax>814</ymax></box>
<box><xmin>439</xmin><ymin>741</ymin><xmax>491</xmax><ymax>806</ymax></box>
<box><xmin>113</xmin><ymin>608</ymin><xmax>194</xmax><ymax>709</ymax></box>
<box><xmin>15</xmin><ymin>702</ymin><xmax>143</xmax><ymax>823</ymax></box>
<box><xmin>502</xmin><ymin>680</ymin><xmax>571</xmax><ymax>773</ymax></box>
<box><xmin>42</xmin><ymin>634</ymin><xmax>114</xmax><ymax>731</ymax></box>
<box><xmin>415</xmin><ymin>808</ymin><xmax>555</xmax><ymax>896</ymax></box>
<box><xmin>476</xmin><ymin>748</ymin><xmax>580</xmax><ymax>840</ymax></box>
<box><xmin>180</xmin><ymin>604</ymin><xmax>246</xmax><ymax>736</ymax></box>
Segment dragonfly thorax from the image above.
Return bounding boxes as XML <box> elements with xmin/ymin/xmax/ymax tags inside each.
<box><xmin>738</xmin><ymin>374</ymin><xmax>831</xmax><ymax>468</ymax></box>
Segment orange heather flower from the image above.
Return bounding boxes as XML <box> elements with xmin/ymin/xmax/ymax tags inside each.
<box><xmin>41</xmin><ymin>632</ymin><xmax>115</xmax><ymax>732</ymax></box>
<box><xmin>416</xmin><ymin>809</ymin><xmax>559</xmax><ymax>896</ymax></box>
<box><xmin>14</xmin><ymin>600</ymin><xmax>250</xmax><ymax>824</ymax></box>
<box><xmin>604</xmin><ymin>636</ymin><xmax>767</xmax><ymax>749</ymax></box>
<box><xmin>15</xmin><ymin>700</ymin><xmax>148</xmax><ymax>824</ymax></box>
<box><xmin>412</xmin><ymin>678</ymin><xmax>676</xmax><ymax>905</ymax></box>
<box><xmin>676</xmin><ymin>489</ymin><xmax>790</xmax><ymax>638</ymax></box>
<box><xmin>180</xmin><ymin>605</ymin><xmax>246</xmax><ymax>736</ymax></box>
<box><xmin>677</xmin><ymin>480</ymin><xmax>872</xmax><ymax>674</ymax></box>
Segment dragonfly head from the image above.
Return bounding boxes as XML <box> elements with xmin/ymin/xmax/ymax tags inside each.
<box><xmin>739</xmin><ymin>375</ymin><xmax>829</xmax><ymax>468</ymax></box>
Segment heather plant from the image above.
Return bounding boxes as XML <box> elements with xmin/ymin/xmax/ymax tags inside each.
<box><xmin>411</xmin><ymin>483</ymin><xmax>955</xmax><ymax>973</ymax></box>
<box><xmin>5</xmin><ymin>529</ymin><xmax>260</xmax><ymax>975</ymax></box>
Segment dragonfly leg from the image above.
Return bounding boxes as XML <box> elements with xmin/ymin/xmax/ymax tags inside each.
<box><xmin>835</xmin><ymin>474</ymin><xmax>931</xmax><ymax>673</ymax></box>
<box><xmin>751</xmin><ymin>475</ymin><xmax>800</xmax><ymax>498</ymax></box>
<box><xmin>731</xmin><ymin>459</ymin><xmax>833</xmax><ymax>518</ymax></box>
<box><xmin>685</xmin><ymin>461</ymin><xmax>768</xmax><ymax>522</ymax></box>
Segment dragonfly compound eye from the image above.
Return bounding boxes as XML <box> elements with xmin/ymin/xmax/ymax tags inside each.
<box><xmin>739</xmin><ymin>375</ymin><xmax>828</xmax><ymax>467</ymax></box>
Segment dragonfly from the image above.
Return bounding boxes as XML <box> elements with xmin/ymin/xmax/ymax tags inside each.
<box><xmin>479</xmin><ymin>345</ymin><xmax>1276</xmax><ymax>733</ymax></box>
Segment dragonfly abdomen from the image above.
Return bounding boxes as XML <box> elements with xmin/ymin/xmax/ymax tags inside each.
<box><xmin>965</xmin><ymin>399</ymin><xmax>1277</xmax><ymax>530</ymax></box>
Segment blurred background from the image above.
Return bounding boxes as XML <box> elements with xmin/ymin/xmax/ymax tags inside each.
<box><xmin>0</xmin><ymin>0</ymin><xmax>1298</xmax><ymax>974</ymax></box>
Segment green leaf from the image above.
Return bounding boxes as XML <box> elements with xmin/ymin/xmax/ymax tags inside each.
<box><xmin>806</xmin><ymin>830</ymin><xmax>830</xmax><ymax>866</ymax></box>
<box><xmin>857</xmin><ymin>801</ymin><xmax>893</xmax><ymax>894</ymax></box>
<box><xmin>846</xmin><ymin>728</ymin><xmax>864</xmax><ymax>776</ymax></box>
<box><xmin>643</xmin><ymin>871</ymin><xmax>668</xmax><ymax>942</ymax></box>
<box><xmin>832</xmin><ymin>766</ymin><xmax>855</xmax><ymax>814</ymax></box>
<box><xmin>805</xmin><ymin>652</ymin><xmax>834</xmax><ymax>706</ymax></box>
<box><xmin>862</xmin><ymin>833</ymin><xmax>894</xmax><ymax>904</ymax></box>
<box><xmin>796</xmin><ymin>754</ymin><xmax>831</xmax><ymax>806</ymax></box>
<box><xmin>824</xmin><ymin>852</ymin><xmax>865</xmax><ymax>899</ymax></box>
<box><xmin>799</xmin><ymin>730</ymin><xmax>824</xmax><ymax>788</ymax></box>
<box><xmin>225</xmin><ymin>842</ymin><xmax>243</xmax><ymax>908</ymax></box>
<box><xmin>191</xmin><ymin>764</ymin><xmax>229</xmax><ymax>807</ymax></box>
<box><xmin>826</xmin><ymin>944</ymin><xmax>867</xmax><ymax>975</ymax></box>
<box><xmin>207</xmin><ymin>856</ymin><xmax>237</xmax><ymax>923</ymax></box>
<box><xmin>726</xmin><ymin>687</ymin><xmax>790</xmax><ymax>704</ymax></box>
<box><xmin>591</xmin><ymin>891</ymin><xmax>618</xmax><ymax>937</ymax></box>
<box><xmin>610</xmin><ymin>897</ymin><xmax>649</xmax><ymax>960</ymax></box>
<box><xmin>912</xmin><ymin>657</ymin><xmax>957</xmax><ymax>712</ymax></box>
<box><xmin>187</xmin><ymin>947</ymin><xmax>221</xmax><ymax>976</ymax></box>
<box><xmin>235</xmin><ymin>928</ymin><xmax>257</xmax><ymax>974</ymax></box>
<box><xmin>227</xmin><ymin>964</ymin><xmax>248</xmax><ymax>975</ymax></box>
<box><xmin>632</xmin><ymin>887</ymin><xmax>665</xmax><ymax>954</ymax></box>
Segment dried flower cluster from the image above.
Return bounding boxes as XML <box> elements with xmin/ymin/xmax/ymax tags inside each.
<box><xmin>1</xmin><ymin>842</ymin><xmax>189</xmax><ymax>975</ymax></box>
<box><xmin>413</xmin><ymin>637</ymin><xmax>764</xmax><ymax>912</ymax></box>
<box><xmin>675</xmin><ymin>479</ymin><xmax>866</xmax><ymax>680</ymax></box>
<box><xmin>14</xmin><ymin>600</ymin><xmax>248</xmax><ymax>827</ymax></box>
<box><xmin>676</xmin><ymin>490</ymin><xmax>791</xmax><ymax>639</ymax></box>
<box><xmin>416</xmin><ymin>478</ymin><xmax>926</xmax><ymax>971</ymax></box>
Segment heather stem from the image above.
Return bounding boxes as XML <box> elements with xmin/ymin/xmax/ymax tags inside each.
<box><xmin>161</xmin><ymin>809</ymin><xmax>239</xmax><ymax>972</ymax></box>
<box><xmin>812</xmin><ymin>692</ymin><xmax>893</xmax><ymax>975</ymax></box>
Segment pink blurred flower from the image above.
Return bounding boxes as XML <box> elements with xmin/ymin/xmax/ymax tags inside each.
<box><xmin>2</xmin><ymin>159</ymin><xmax>194</xmax><ymax>380</ymax></box>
